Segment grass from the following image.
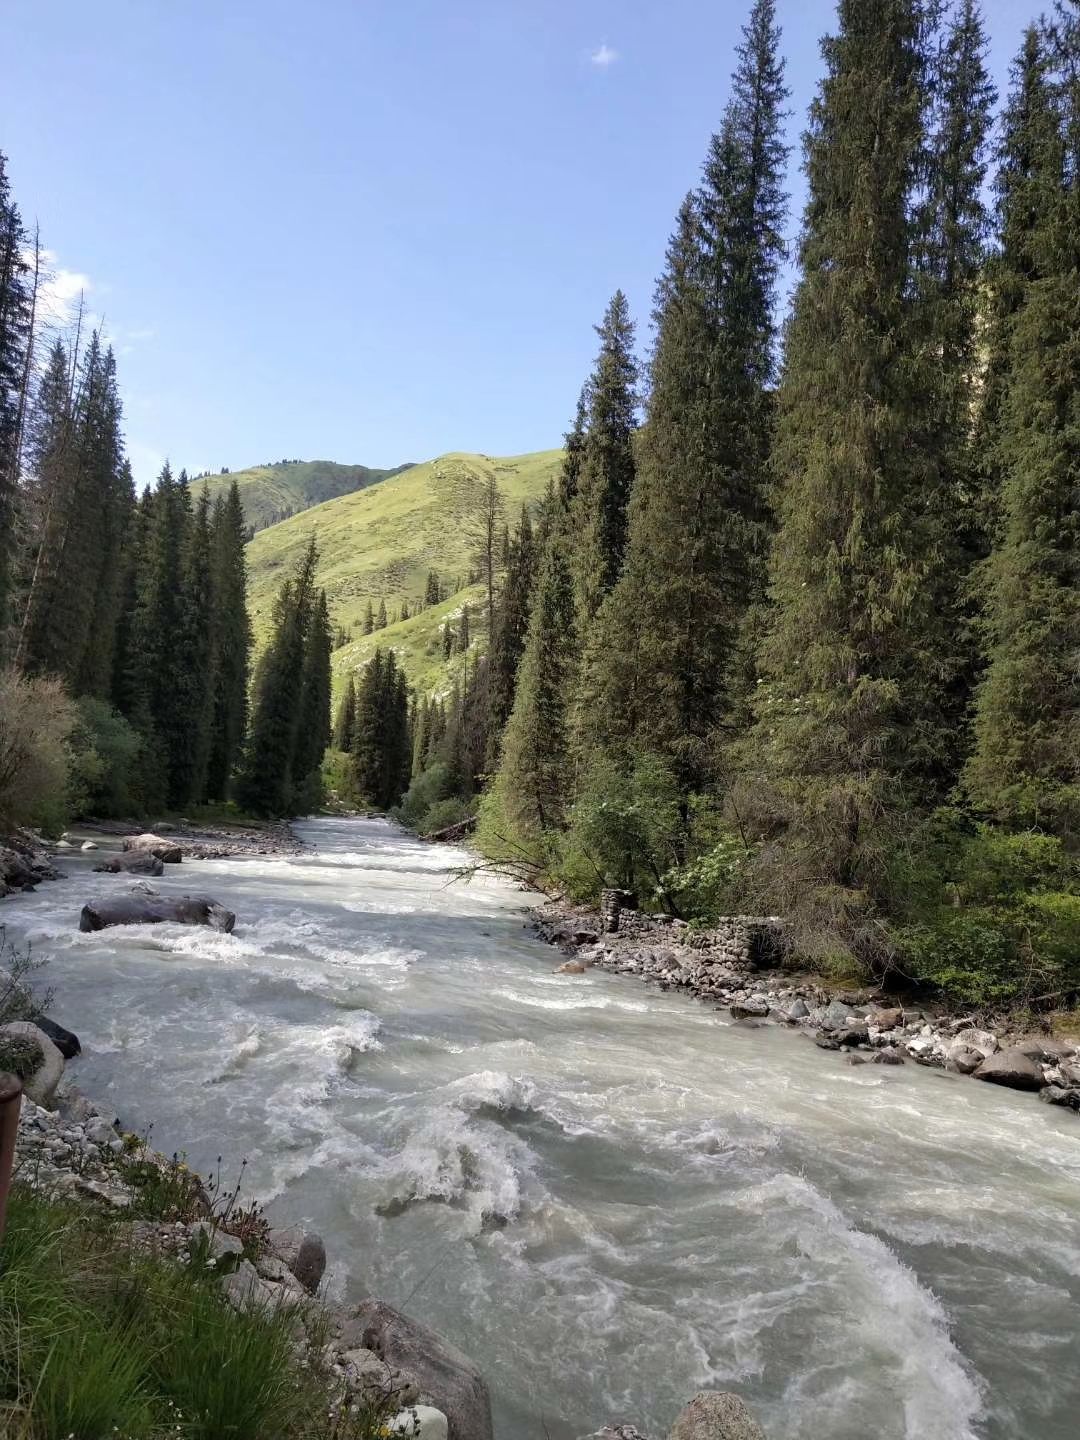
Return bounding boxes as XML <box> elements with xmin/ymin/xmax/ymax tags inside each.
<box><xmin>0</xmin><ymin>1185</ymin><xmax>398</xmax><ymax>1440</ymax></box>
<box><xmin>245</xmin><ymin>449</ymin><xmax>562</xmax><ymax>699</ymax></box>
<box><xmin>190</xmin><ymin>460</ymin><xmax>415</xmax><ymax>534</ymax></box>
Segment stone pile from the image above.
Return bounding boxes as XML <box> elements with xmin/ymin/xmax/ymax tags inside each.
<box><xmin>0</xmin><ymin>831</ymin><xmax>61</xmax><ymax>897</ymax></box>
<box><xmin>533</xmin><ymin>902</ymin><xmax>1080</xmax><ymax>1111</ymax></box>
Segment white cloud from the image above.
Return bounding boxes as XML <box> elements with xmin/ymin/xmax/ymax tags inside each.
<box><xmin>21</xmin><ymin>248</ymin><xmax>93</xmax><ymax>330</ymax></box>
<box><xmin>590</xmin><ymin>43</ymin><xmax>619</xmax><ymax>69</ymax></box>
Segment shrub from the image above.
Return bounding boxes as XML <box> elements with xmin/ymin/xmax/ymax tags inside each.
<box><xmin>394</xmin><ymin>762</ymin><xmax>455</xmax><ymax>830</ymax></box>
<box><xmin>560</xmin><ymin>751</ymin><xmax>684</xmax><ymax>904</ymax></box>
<box><xmin>68</xmin><ymin>695</ymin><xmax>146</xmax><ymax>818</ymax></box>
<box><xmin>0</xmin><ymin>666</ymin><xmax>78</xmax><ymax>833</ymax></box>
<box><xmin>418</xmin><ymin>795</ymin><xmax>472</xmax><ymax>835</ymax></box>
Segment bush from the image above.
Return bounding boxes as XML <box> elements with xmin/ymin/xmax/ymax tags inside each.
<box><xmin>68</xmin><ymin>695</ymin><xmax>147</xmax><ymax>818</ymax></box>
<box><xmin>393</xmin><ymin>761</ymin><xmax>455</xmax><ymax>830</ymax></box>
<box><xmin>663</xmin><ymin>829</ymin><xmax>754</xmax><ymax>923</ymax></box>
<box><xmin>418</xmin><ymin>795</ymin><xmax>472</xmax><ymax>835</ymax></box>
<box><xmin>0</xmin><ymin>666</ymin><xmax>78</xmax><ymax>833</ymax></box>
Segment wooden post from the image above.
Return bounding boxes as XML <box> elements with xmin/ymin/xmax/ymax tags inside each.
<box><xmin>0</xmin><ymin>1072</ymin><xmax>23</xmax><ymax>1244</ymax></box>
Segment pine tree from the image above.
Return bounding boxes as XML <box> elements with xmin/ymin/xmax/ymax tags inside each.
<box><xmin>376</xmin><ymin>597</ymin><xmax>387</xmax><ymax>630</ymax></box>
<box><xmin>425</xmin><ymin>570</ymin><xmax>441</xmax><ymax>607</ymax></box>
<box><xmin>205</xmin><ymin>482</ymin><xmax>251</xmax><ymax>800</ymax></box>
<box><xmin>557</xmin><ymin>388</ymin><xmax>588</xmax><ymax>510</ymax></box>
<box><xmin>292</xmin><ymin>588</ymin><xmax>333</xmax><ymax>807</ymax></box>
<box><xmin>235</xmin><ymin>538</ymin><xmax>319</xmax><ymax>816</ymax></box>
<box><xmin>488</xmin><ymin>505</ymin><xmax>537</xmax><ymax>752</ymax></box>
<box><xmin>442</xmin><ymin>621</ymin><xmax>453</xmax><ymax>659</ymax></box>
<box><xmin>351</xmin><ymin>649</ymin><xmax>410</xmax><ymax>808</ymax></box>
<box><xmin>493</xmin><ymin>544</ymin><xmax>576</xmax><ymax>837</ymax></box>
<box><xmin>747</xmin><ymin>0</ymin><xmax>938</xmax><ymax>925</ymax></box>
<box><xmin>580</xmin><ymin>0</ymin><xmax>789</xmax><ymax>789</ymax></box>
<box><xmin>569</xmin><ymin>292</ymin><xmax>639</xmax><ymax>626</ymax></box>
<box><xmin>400</xmin><ymin>599</ymin><xmax>410</xmax><ymax>622</ymax></box>
<box><xmin>363</xmin><ymin>599</ymin><xmax>374</xmax><ymax>635</ymax></box>
<box><xmin>169</xmin><ymin>490</ymin><xmax>217</xmax><ymax>806</ymax></box>
<box><xmin>334</xmin><ymin>674</ymin><xmax>358</xmax><ymax>752</ymax></box>
<box><xmin>0</xmin><ymin>152</ymin><xmax>31</xmax><ymax>654</ymax></box>
<box><xmin>963</xmin><ymin>14</ymin><xmax>1080</xmax><ymax>834</ymax></box>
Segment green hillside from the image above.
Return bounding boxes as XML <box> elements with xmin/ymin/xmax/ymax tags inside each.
<box><xmin>245</xmin><ymin>449</ymin><xmax>562</xmax><ymax>696</ymax></box>
<box><xmin>190</xmin><ymin>459</ymin><xmax>414</xmax><ymax>533</ymax></box>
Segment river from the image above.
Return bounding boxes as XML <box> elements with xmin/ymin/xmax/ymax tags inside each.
<box><xmin>3</xmin><ymin>816</ymin><xmax>1079</xmax><ymax>1440</ymax></box>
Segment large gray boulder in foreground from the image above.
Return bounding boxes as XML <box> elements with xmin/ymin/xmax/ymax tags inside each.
<box><xmin>973</xmin><ymin>1047</ymin><xmax>1046</xmax><ymax>1091</ymax></box>
<box><xmin>667</xmin><ymin>1392</ymin><xmax>766</xmax><ymax>1440</ymax></box>
<box><xmin>79</xmin><ymin>893</ymin><xmax>235</xmax><ymax>933</ymax></box>
<box><xmin>349</xmin><ymin>1299</ymin><xmax>493</xmax><ymax>1440</ymax></box>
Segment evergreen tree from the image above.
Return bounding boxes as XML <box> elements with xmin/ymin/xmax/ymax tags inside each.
<box><xmin>351</xmin><ymin>649</ymin><xmax>410</xmax><ymax>808</ymax></box>
<box><xmin>442</xmin><ymin>621</ymin><xmax>453</xmax><ymax>659</ymax></box>
<box><xmin>236</xmin><ymin>538</ymin><xmax>319</xmax><ymax>816</ymax></box>
<box><xmin>488</xmin><ymin>505</ymin><xmax>537</xmax><ymax>752</ymax></box>
<box><xmin>557</xmin><ymin>388</ymin><xmax>588</xmax><ymax>510</ymax></box>
<box><xmin>400</xmin><ymin>599</ymin><xmax>410</xmax><ymax>622</ymax></box>
<box><xmin>425</xmin><ymin>570</ymin><xmax>441</xmax><ymax>607</ymax></box>
<box><xmin>376</xmin><ymin>597</ymin><xmax>387</xmax><ymax>630</ymax></box>
<box><xmin>363</xmin><ymin>599</ymin><xmax>374</xmax><ymax>635</ymax></box>
<box><xmin>205</xmin><ymin>482</ymin><xmax>251</xmax><ymax>800</ymax></box>
<box><xmin>169</xmin><ymin>490</ymin><xmax>217</xmax><ymax>806</ymax></box>
<box><xmin>747</xmin><ymin>0</ymin><xmax>938</xmax><ymax>927</ymax></box>
<box><xmin>569</xmin><ymin>292</ymin><xmax>639</xmax><ymax>626</ymax></box>
<box><xmin>964</xmin><ymin>14</ymin><xmax>1080</xmax><ymax>834</ymax></box>
<box><xmin>493</xmin><ymin>544</ymin><xmax>576</xmax><ymax>837</ymax></box>
<box><xmin>457</xmin><ymin>603</ymin><xmax>471</xmax><ymax>653</ymax></box>
<box><xmin>0</xmin><ymin>152</ymin><xmax>31</xmax><ymax>654</ymax></box>
<box><xmin>581</xmin><ymin>0</ymin><xmax>789</xmax><ymax>788</ymax></box>
<box><xmin>335</xmin><ymin>674</ymin><xmax>358</xmax><ymax>752</ymax></box>
<box><xmin>292</xmin><ymin>588</ymin><xmax>333</xmax><ymax>806</ymax></box>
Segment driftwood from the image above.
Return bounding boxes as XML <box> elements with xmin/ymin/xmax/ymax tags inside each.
<box><xmin>427</xmin><ymin>816</ymin><xmax>478</xmax><ymax>843</ymax></box>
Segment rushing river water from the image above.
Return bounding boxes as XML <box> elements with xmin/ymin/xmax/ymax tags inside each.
<box><xmin>4</xmin><ymin>817</ymin><xmax>1080</xmax><ymax>1440</ymax></box>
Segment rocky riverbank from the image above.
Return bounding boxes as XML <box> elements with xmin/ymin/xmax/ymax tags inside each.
<box><xmin>531</xmin><ymin>900</ymin><xmax>1080</xmax><ymax>1113</ymax></box>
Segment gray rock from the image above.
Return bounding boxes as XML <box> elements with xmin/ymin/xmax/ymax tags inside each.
<box><xmin>266</xmin><ymin>1225</ymin><xmax>326</xmax><ymax>1293</ymax></box>
<box><xmin>0</xmin><ymin>1021</ymin><xmax>64</xmax><ymax>1106</ymax></box>
<box><xmin>822</xmin><ymin>1000</ymin><xmax>854</xmax><ymax>1030</ymax></box>
<box><xmin>579</xmin><ymin>1427</ymin><xmax>653</xmax><ymax>1440</ymax></box>
<box><xmin>780</xmin><ymin>997</ymin><xmax>810</xmax><ymax>1022</ymax></box>
<box><xmin>122</xmin><ymin>833</ymin><xmax>184</xmax><ymax>863</ymax></box>
<box><xmin>729</xmin><ymin>997</ymin><xmax>769</xmax><ymax>1020</ymax></box>
<box><xmin>951</xmin><ymin>1028</ymin><xmax>998</xmax><ymax>1060</ymax></box>
<box><xmin>348</xmin><ymin>1299</ymin><xmax>493</xmax><ymax>1440</ymax></box>
<box><xmin>1060</xmin><ymin>1060</ymin><xmax>1080</xmax><ymax>1086</ymax></box>
<box><xmin>85</xmin><ymin>1118</ymin><xmax>119</xmax><ymax>1147</ymax></box>
<box><xmin>388</xmin><ymin>1406</ymin><xmax>449</xmax><ymax>1440</ymax></box>
<box><xmin>80</xmin><ymin>840</ymin><xmax>99</xmax><ymax>851</ymax></box>
<box><xmin>79</xmin><ymin>893</ymin><xmax>235</xmax><ymax>933</ymax></box>
<box><xmin>1039</xmin><ymin>1086</ymin><xmax>1080</xmax><ymax>1110</ymax></box>
<box><xmin>94</xmin><ymin>852</ymin><xmax>165</xmax><ymax>876</ymax></box>
<box><xmin>973</xmin><ymin>1047</ymin><xmax>1046</xmax><ymax>1091</ymax></box>
<box><xmin>831</xmin><ymin>1020</ymin><xmax>869</xmax><ymax>1046</ymax></box>
<box><xmin>340</xmin><ymin>1346</ymin><xmax>421</xmax><ymax>1406</ymax></box>
<box><xmin>872</xmin><ymin>1050</ymin><xmax>905</xmax><ymax>1065</ymax></box>
<box><xmin>667</xmin><ymin>1392</ymin><xmax>766</xmax><ymax>1440</ymax></box>
<box><xmin>946</xmin><ymin>1045</ymin><xmax>984</xmax><ymax>1075</ymax></box>
<box><xmin>190</xmin><ymin>1220</ymin><xmax>244</xmax><ymax>1258</ymax></box>
<box><xmin>35</xmin><ymin>1017</ymin><xmax>81</xmax><ymax>1059</ymax></box>
<box><xmin>868</xmin><ymin>1006</ymin><xmax>903</xmax><ymax>1032</ymax></box>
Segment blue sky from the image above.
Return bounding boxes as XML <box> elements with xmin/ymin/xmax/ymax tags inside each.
<box><xmin>5</xmin><ymin>0</ymin><xmax>1030</xmax><ymax>486</ymax></box>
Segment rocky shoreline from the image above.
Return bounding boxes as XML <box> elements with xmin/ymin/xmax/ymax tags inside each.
<box><xmin>531</xmin><ymin>899</ymin><xmax>1080</xmax><ymax>1114</ymax></box>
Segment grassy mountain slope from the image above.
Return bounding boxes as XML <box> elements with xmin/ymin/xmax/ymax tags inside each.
<box><xmin>246</xmin><ymin>449</ymin><xmax>562</xmax><ymax>695</ymax></box>
<box><xmin>191</xmin><ymin>459</ymin><xmax>414</xmax><ymax>533</ymax></box>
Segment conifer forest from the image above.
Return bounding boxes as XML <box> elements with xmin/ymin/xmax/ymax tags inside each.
<box><xmin>2</xmin><ymin>0</ymin><xmax>1079</xmax><ymax>1008</ymax></box>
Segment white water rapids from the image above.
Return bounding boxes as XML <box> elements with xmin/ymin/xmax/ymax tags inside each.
<box><xmin>4</xmin><ymin>816</ymin><xmax>1079</xmax><ymax>1440</ymax></box>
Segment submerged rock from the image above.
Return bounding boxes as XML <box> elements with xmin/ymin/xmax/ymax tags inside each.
<box><xmin>36</xmin><ymin>1016</ymin><xmax>81</xmax><ymax>1059</ymax></box>
<box><xmin>667</xmin><ymin>1391</ymin><xmax>766</xmax><ymax>1440</ymax></box>
<box><xmin>79</xmin><ymin>893</ymin><xmax>236</xmax><ymax>933</ymax></box>
<box><xmin>94</xmin><ymin>852</ymin><xmax>165</xmax><ymax>876</ymax></box>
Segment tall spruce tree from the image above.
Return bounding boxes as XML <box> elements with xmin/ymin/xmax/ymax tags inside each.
<box><xmin>205</xmin><ymin>482</ymin><xmax>251</xmax><ymax>800</ymax></box>
<box><xmin>335</xmin><ymin>674</ymin><xmax>358</xmax><ymax>752</ymax></box>
<box><xmin>579</xmin><ymin>0</ymin><xmax>789</xmax><ymax>789</ymax></box>
<box><xmin>236</xmin><ymin>538</ymin><xmax>319</xmax><ymax>816</ymax></box>
<box><xmin>170</xmin><ymin>489</ymin><xmax>217</xmax><ymax>806</ymax></box>
<box><xmin>0</xmin><ymin>153</ymin><xmax>31</xmax><ymax>654</ymax></box>
<box><xmin>964</xmin><ymin>13</ymin><xmax>1080</xmax><ymax>834</ymax></box>
<box><xmin>292</xmin><ymin>588</ymin><xmax>333</xmax><ymax>807</ymax></box>
<box><xmin>747</xmin><ymin>0</ymin><xmax>939</xmax><ymax>930</ymax></box>
<box><xmin>493</xmin><ymin>543</ymin><xmax>576</xmax><ymax>838</ymax></box>
<box><xmin>568</xmin><ymin>292</ymin><xmax>639</xmax><ymax>627</ymax></box>
<box><xmin>488</xmin><ymin>505</ymin><xmax>537</xmax><ymax>753</ymax></box>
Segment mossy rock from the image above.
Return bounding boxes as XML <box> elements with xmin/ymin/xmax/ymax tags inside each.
<box><xmin>0</xmin><ymin>1030</ymin><xmax>44</xmax><ymax>1080</ymax></box>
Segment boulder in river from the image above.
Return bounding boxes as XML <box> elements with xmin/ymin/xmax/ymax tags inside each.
<box><xmin>79</xmin><ymin>893</ymin><xmax>236</xmax><ymax>933</ymax></box>
<box><xmin>973</xmin><ymin>1047</ymin><xmax>1046</xmax><ymax>1091</ymax></box>
<box><xmin>266</xmin><ymin>1224</ymin><xmax>326</xmax><ymax>1293</ymax></box>
<box><xmin>1039</xmin><ymin>1085</ymin><xmax>1080</xmax><ymax>1110</ymax></box>
<box><xmin>35</xmin><ymin>1016</ymin><xmax>81</xmax><ymax>1059</ymax></box>
<box><xmin>80</xmin><ymin>840</ymin><xmax>98</xmax><ymax>851</ymax></box>
<box><xmin>950</xmin><ymin>1027</ymin><xmax>997</xmax><ymax>1060</ymax></box>
<box><xmin>349</xmin><ymin>1298</ymin><xmax>493</xmax><ymax>1440</ymax></box>
<box><xmin>729</xmin><ymin>997</ymin><xmax>770</xmax><ymax>1020</ymax></box>
<box><xmin>0</xmin><ymin>1021</ymin><xmax>64</xmax><ymax>1106</ymax></box>
<box><xmin>122</xmin><ymin>833</ymin><xmax>183</xmax><ymax>863</ymax></box>
<box><xmin>94</xmin><ymin>852</ymin><xmax>165</xmax><ymax>877</ymax></box>
<box><xmin>667</xmin><ymin>1391</ymin><xmax>766</xmax><ymax>1440</ymax></box>
<box><xmin>946</xmin><ymin>1045</ymin><xmax>984</xmax><ymax>1075</ymax></box>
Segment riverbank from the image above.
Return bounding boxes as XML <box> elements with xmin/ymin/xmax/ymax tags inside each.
<box><xmin>531</xmin><ymin>898</ymin><xmax>1080</xmax><ymax>1113</ymax></box>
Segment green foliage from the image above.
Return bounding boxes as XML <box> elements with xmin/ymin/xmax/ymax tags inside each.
<box><xmin>68</xmin><ymin>695</ymin><xmax>145</xmax><ymax>818</ymax></box>
<box><xmin>395</xmin><ymin>761</ymin><xmax>455</xmax><ymax>830</ymax></box>
<box><xmin>664</xmin><ymin>830</ymin><xmax>754</xmax><ymax>923</ymax></box>
<box><xmin>0</xmin><ymin>1029</ymin><xmax>43</xmax><ymax>1079</ymax></box>
<box><xmin>351</xmin><ymin>648</ymin><xmax>410</xmax><ymax>810</ymax></box>
<box><xmin>190</xmin><ymin>458</ymin><xmax>413</xmax><ymax>534</ymax></box>
<box><xmin>0</xmin><ymin>666</ymin><xmax>78</xmax><ymax>832</ymax></box>
<box><xmin>558</xmin><ymin>752</ymin><xmax>684</xmax><ymax>904</ymax></box>
<box><xmin>418</xmin><ymin>796</ymin><xmax>473</xmax><ymax>836</ymax></box>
